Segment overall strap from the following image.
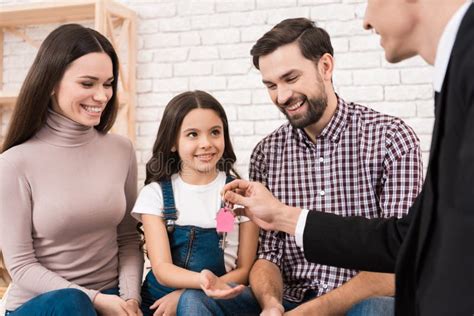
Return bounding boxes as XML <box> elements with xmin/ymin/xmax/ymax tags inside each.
<box><xmin>159</xmin><ymin>180</ymin><xmax>178</xmax><ymax>233</ymax></box>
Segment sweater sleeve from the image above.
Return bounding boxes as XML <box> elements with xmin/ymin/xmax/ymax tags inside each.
<box><xmin>116</xmin><ymin>143</ymin><xmax>144</xmax><ymax>302</ymax></box>
<box><xmin>0</xmin><ymin>157</ymin><xmax>99</xmax><ymax>301</ymax></box>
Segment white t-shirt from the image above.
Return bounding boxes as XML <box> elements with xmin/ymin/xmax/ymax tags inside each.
<box><xmin>132</xmin><ymin>172</ymin><xmax>248</xmax><ymax>272</ymax></box>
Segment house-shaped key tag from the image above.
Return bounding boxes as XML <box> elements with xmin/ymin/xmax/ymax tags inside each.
<box><xmin>216</xmin><ymin>207</ymin><xmax>234</xmax><ymax>233</ymax></box>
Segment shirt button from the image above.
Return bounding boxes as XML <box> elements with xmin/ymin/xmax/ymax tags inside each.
<box><xmin>319</xmin><ymin>157</ymin><xmax>324</xmax><ymax>163</ymax></box>
<box><xmin>322</xmin><ymin>283</ymin><xmax>328</xmax><ymax>289</ymax></box>
<box><xmin>320</xmin><ymin>190</ymin><xmax>325</xmax><ymax>196</ymax></box>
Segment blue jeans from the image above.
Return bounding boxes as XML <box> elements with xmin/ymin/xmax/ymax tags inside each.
<box><xmin>347</xmin><ymin>296</ymin><xmax>395</xmax><ymax>316</ymax></box>
<box><xmin>178</xmin><ymin>286</ymin><xmax>394</xmax><ymax>316</ymax></box>
<box><xmin>141</xmin><ymin>225</ymin><xmax>226</xmax><ymax>316</ymax></box>
<box><xmin>5</xmin><ymin>287</ymin><xmax>119</xmax><ymax>316</ymax></box>
<box><xmin>177</xmin><ymin>286</ymin><xmax>316</xmax><ymax>315</ymax></box>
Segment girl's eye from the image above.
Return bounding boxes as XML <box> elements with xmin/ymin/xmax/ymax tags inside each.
<box><xmin>104</xmin><ymin>82</ymin><xmax>113</xmax><ymax>88</ymax></box>
<box><xmin>81</xmin><ymin>82</ymin><xmax>94</xmax><ymax>87</ymax></box>
<box><xmin>187</xmin><ymin>132</ymin><xmax>198</xmax><ymax>138</ymax></box>
<box><xmin>211</xmin><ymin>129</ymin><xmax>221</xmax><ymax>136</ymax></box>
<box><xmin>287</xmin><ymin>76</ymin><xmax>297</xmax><ymax>83</ymax></box>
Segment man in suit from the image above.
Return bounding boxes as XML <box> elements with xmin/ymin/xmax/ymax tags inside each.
<box><xmin>223</xmin><ymin>0</ymin><xmax>474</xmax><ymax>315</ymax></box>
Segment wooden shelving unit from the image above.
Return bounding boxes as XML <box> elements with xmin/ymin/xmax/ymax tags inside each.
<box><xmin>0</xmin><ymin>0</ymin><xmax>137</xmax><ymax>295</ymax></box>
<box><xmin>0</xmin><ymin>0</ymin><xmax>137</xmax><ymax>144</ymax></box>
<box><xmin>0</xmin><ymin>252</ymin><xmax>10</xmax><ymax>299</ymax></box>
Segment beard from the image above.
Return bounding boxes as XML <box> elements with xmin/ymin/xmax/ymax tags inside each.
<box><xmin>282</xmin><ymin>91</ymin><xmax>328</xmax><ymax>129</ymax></box>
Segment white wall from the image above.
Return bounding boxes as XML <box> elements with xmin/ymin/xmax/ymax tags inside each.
<box><xmin>1</xmin><ymin>0</ymin><xmax>434</xmax><ymax>185</ymax></box>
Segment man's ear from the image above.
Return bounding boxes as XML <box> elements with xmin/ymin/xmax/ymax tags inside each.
<box><xmin>317</xmin><ymin>53</ymin><xmax>334</xmax><ymax>81</ymax></box>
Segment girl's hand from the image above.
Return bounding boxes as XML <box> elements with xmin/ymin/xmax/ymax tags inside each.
<box><xmin>93</xmin><ymin>293</ymin><xmax>131</xmax><ymax>316</ymax></box>
<box><xmin>150</xmin><ymin>289</ymin><xmax>183</xmax><ymax>316</ymax></box>
<box><xmin>199</xmin><ymin>269</ymin><xmax>245</xmax><ymax>299</ymax></box>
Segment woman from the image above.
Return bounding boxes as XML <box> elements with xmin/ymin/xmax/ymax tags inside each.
<box><xmin>0</xmin><ymin>24</ymin><xmax>143</xmax><ymax>316</ymax></box>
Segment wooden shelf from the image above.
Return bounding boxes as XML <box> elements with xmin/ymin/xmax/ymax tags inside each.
<box><xmin>0</xmin><ymin>1</ymin><xmax>97</xmax><ymax>27</ymax></box>
<box><xmin>0</xmin><ymin>0</ymin><xmax>137</xmax><ymax>141</ymax></box>
<box><xmin>0</xmin><ymin>252</ymin><xmax>10</xmax><ymax>299</ymax></box>
<box><xmin>0</xmin><ymin>91</ymin><xmax>16</xmax><ymax>107</ymax></box>
<box><xmin>0</xmin><ymin>0</ymin><xmax>136</xmax><ymax>27</ymax></box>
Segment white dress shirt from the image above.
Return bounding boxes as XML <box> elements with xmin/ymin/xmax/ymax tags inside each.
<box><xmin>433</xmin><ymin>0</ymin><xmax>473</xmax><ymax>92</ymax></box>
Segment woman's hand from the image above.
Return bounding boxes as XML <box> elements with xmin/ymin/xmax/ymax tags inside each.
<box><xmin>126</xmin><ymin>298</ymin><xmax>143</xmax><ymax>316</ymax></box>
<box><xmin>261</xmin><ymin>306</ymin><xmax>285</xmax><ymax>316</ymax></box>
<box><xmin>199</xmin><ymin>269</ymin><xmax>245</xmax><ymax>299</ymax></box>
<box><xmin>150</xmin><ymin>289</ymin><xmax>183</xmax><ymax>316</ymax></box>
<box><xmin>94</xmin><ymin>292</ymin><xmax>140</xmax><ymax>316</ymax></box>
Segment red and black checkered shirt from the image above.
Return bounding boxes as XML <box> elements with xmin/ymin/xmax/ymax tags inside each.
<box><xmin>250</xmin><ymin>96</ymin><xmax>423</xmax><ymax>302</ymax></box>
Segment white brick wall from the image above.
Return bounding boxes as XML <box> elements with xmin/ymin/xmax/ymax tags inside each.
<box><xmin>1</xmin><ymin>0</ymin><xmax>435</xmax><ymax>184</ymax></box>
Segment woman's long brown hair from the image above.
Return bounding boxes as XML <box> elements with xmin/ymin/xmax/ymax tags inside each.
<box><xmin>2</xmin><ymin>24</ymin><xmax>119</xmax><ymax>153</ymax></box>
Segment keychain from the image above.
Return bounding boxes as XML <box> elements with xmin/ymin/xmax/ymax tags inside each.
<box><xmin>216</xmin><ymin>201</ymin><xmax>235</xmax><ymax>249</ymax></box>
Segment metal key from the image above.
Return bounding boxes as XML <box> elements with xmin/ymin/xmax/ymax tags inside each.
<box><xmin>219</xmin><ymin>232</ymin><xmax>227</xmax><ymax>250</ymax></box>
<box><xmin>216</xmin><ymin>201</ymin><xmax>234</xmax><ymax>250</ymax></box>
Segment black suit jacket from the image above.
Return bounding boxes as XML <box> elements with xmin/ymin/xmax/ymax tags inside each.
<box><xmin>302</xmin><ymin>4</ymin><xmax>474</xmax><ymax>315</ymax></box>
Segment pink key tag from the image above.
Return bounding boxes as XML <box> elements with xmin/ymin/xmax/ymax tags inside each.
<box><xmin>216</xmin><ymin>207</ymin><xmax>234</xmax><ymax>233</ymax></box>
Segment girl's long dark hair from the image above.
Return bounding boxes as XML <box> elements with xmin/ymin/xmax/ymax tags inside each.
<box><xmin>2</xmin><ymin>24</ymin><xmax>119</xmax><ymax>153</ymax></box>
<box><xmin>145</xmin><ymin>90</ymin><xmax>240</xmax><ymax>185</ymax></box>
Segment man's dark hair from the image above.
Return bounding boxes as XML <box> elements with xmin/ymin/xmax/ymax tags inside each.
<box><xmin>250</xmin><ymin>18</ymin><xmax>334</xmax><ymax>69</ymax></box>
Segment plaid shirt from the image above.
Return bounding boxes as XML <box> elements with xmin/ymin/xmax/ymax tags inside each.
<box><xmin>250</xmin><ymin>96</ymin><xmax>423</xmax><ymax>302</ymax></box>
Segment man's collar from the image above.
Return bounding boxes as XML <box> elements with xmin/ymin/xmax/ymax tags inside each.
<box><xmin>433</xmin><ymin>0</ymin><xmax>472</xmax><ymax>92</ymax></box>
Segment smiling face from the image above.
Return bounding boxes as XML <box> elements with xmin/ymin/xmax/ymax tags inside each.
<box><xmin>175</xmin><ymin>108</ymin><xmax>225</xmax><ymax>184</ymax></box>
<box><xmin>52</xmin><ymin>52</ymin><xmax>114</xmax><ymax>126</ymax></box>
<box><xmin>363</xmin><ymin>0</ymin><xmax>419</xmax><ymax>63</ymax></box>
<box><xmin>259</xmin><ymin>42</ymin><xmax>329</xmax><ymax>129</ymax></box>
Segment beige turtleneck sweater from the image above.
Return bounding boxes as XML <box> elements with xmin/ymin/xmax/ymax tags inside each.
<box><xmin>0</xmin><ymin>110</ymin><xmax>143</xmax><ymax>311</ymax></box>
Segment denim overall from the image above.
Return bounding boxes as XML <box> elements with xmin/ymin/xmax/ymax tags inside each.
<box><xmin>140</xmin><ymin>176</ymin><xmax>234</xmax><ymax>316</ymax></box>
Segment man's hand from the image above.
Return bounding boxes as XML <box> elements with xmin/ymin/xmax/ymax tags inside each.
<box><xmin>199</xmin><ymin>269</ymin><xmax>245</xmax><ymax>299</ymax></box>
<box><xmin>223</xmin><ymin>179</ymin><xmax>301</xmax><ymax>234</ymax></box>
<box><xmin>149</xmin><ymin>289</ymin><xmax>183</xmax><ymax>316</ymax></box>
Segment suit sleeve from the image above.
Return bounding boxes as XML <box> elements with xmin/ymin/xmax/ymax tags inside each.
<box><xmin>302</xmin><ymin>200</ymin><xmax>416</xmax><ymax>272</ymax></box>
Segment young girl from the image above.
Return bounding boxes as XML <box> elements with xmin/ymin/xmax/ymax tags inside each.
<box><xmin>132</xmin><ymin>91</ymin><xmax>259</xmax><ymax>316</ymax></box>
